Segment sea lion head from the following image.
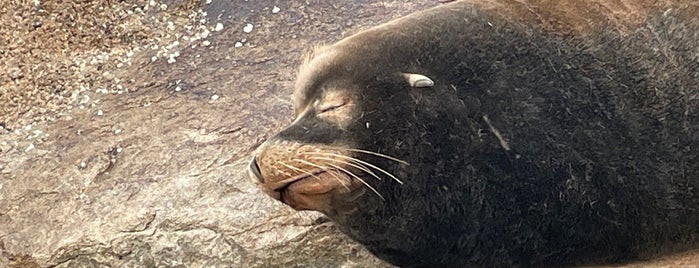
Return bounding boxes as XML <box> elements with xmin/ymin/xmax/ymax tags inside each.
<box><xmin>247</xmin><ymin>34</ymin><xmax>483</xmax><ymax>267</ymax></box>
<box><xmin>248</xmin><ymin>43</ymin><xmax>440</xmax><ymax>216</ymax></box>
<box><xmin>248</xmin><ymin>3</ymin><xmax>491</xmax><ymax>266</ymax></box>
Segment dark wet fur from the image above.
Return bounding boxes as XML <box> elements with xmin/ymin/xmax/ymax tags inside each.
<box><xmin>278</xmin><ymin>2</ymin><xmax>698</xmax><ymax>267</ymax></box>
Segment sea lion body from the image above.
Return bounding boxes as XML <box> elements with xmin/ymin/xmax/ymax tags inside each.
<box><xmin>250</xmin><ymin>1</ymin><xmax>699</xmax><ymax>267</ymax></box>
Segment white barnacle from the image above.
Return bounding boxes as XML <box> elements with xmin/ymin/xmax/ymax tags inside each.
<box><xmin>243</xmin><ymin>23</ymin><xmax>253</xmax><ymax>33</ymax></box>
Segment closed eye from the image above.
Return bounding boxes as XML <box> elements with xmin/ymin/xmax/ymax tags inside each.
<box><xmin>318</xmin><ymin>102</ymin><xmax>347</xmax><ymax>113</ymax></box>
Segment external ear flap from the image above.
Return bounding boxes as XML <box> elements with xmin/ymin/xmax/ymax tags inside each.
<box><xmin>401</xmin><ymin>73</ymin><xmax>434</xmax><ymax>88</ymax></box>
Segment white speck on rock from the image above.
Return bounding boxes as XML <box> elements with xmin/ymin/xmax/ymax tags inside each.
<box><xmin>30</xmin><ymin>130</ymin><xmax>43</xmax><ymax>139</ymax></box>
<box><xmin>234</xmin><ymin>42</ymin><xmax>243</xmax><ymax>48</ymax></box>
<box><xmin>166</xmin><ymin>41</ymin><xmax>180</xmax><ymax>49</ymax></box>
<box><xmin>151</xmin><ymin>56</ymin><xmax>158</xmax><ymax>62</ymax></box>
<box><xmin>79</xmin><ymin>94</ymin><xmax>91</xmax><ymax>104</ymax></box>
<box><xmin>243</xmin><ymin>23</ymin><xmax>253</xmax><ymax>33</ymax></box>
<box><xmin>202</xmin><ymin>40</ymin><xmax>211</xmax><ymax>46</ymax></box>
<box><xmin>175</xmin><ymin>86</ymin><xmax>182</xmax><ymax>92</ymax></box>
<box><xmin>215</xmin><ymin>22</ymin><xmax>224</xmax><ymax>32</ymax></box>
<box><xmin>114</xmin><ymin>129</ymin><xmax>122</xmax><ymax>134</ymax></box>
<box><xmin>210</xmin><ymin>94</ymin><xmax>219</xmax><ymax>101</ymax></box>
<box><xmin>96</xmin><ymin>110</ymin><xmax>104</xmax><ymax>116</ymax></box>
<box><xmin>79</xmin><ymin>162</ymin><xmax>87</xmax><ymax>169</ymax></box>
<box><xmin>25</xmin><ymin>143</ymin><xmax>35</xmax><ymax>152</ymax></box>
<box><xmin>272</xmin><ymin>6</ymin><xmax>280</xmax><ymax>14</ymax></box>
<box><xmin>116</xmin><ymin>147</ymin><xmax>123</xmax><ymax>153</ymax></box>
<box><xmin>206</xmin><ymin>0</ymin><xmax>212</xmax><ymax>3</ymax></box>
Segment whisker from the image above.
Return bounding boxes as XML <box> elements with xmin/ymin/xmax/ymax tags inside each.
<box><xmin>344</xmin><ymin>148</ymin><xmax>410</xmax><ymax>165</ymax></box>
<box><xmin>308</xmin><ymin>156</ymin><xmax>384</xmax><ymax>182</ymax></box>
<box><xmin>272</xmin><ymin>164</ymin><xmax>293</xmax><ymax>178</ymax></box>
<box><xmin>292</xmin><ymin>159</ymin><xmax>350</xmax><ymax>190</ymax></box>
<box><xmin>301</xmin><ymin>152</ymin><xmax>404</xmax><ymax>184</ymax></box>
<box><xmin>278</xmin><ymin>161</ymin><xmax>322</xmax><ymax>181</ymax></box>
<box><xmin>325</xmin><ymin>163</ymin><xmax>384</xmax><ymax>201</ymax></box>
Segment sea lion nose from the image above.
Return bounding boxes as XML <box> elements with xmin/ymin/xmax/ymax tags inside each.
<box><xmin>249</xmin><ymin>157</ymin><xmax>264</xmax><ymax>183</ymax></box>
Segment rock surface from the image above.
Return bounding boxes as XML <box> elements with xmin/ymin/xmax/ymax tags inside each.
<box><xmin>0</xmin><ymin>0</ymin><xmax>697</xmax><ymax>267</ymax></box>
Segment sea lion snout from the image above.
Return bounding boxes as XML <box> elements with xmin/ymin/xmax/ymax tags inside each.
<box><xmin>249</xmin><ymin>138</ymin><xmax>372</xmax><ymax>214</ymax></box>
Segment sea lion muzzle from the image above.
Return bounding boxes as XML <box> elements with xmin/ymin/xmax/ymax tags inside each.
<box><xmin>248</xmin><ymin>137</ymin><xmax>371</xmax><ymax>214</ymax></box>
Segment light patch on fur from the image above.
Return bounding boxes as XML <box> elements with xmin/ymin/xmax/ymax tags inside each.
<box><xmin>421</xmin><ymin>0</ymin><xmax>682</xmax><ymax>37</ymax></box>
<box><xmin>316</xmin><ymin>90</ymin><xmax>356</xmax><ymax>129</ymax></box>
<box><xmin>502</xmin><ymin>0</ymin><xmax>673</xmax><ymax>35</ymax></box>
<box><xmin>401</xmin><ymin>73</ymin><xmax>434</xmax><ymax>88</ymax></box>
<box><xmin>483</xmin><ymin>115</ymin><xmax>510</xmax><ymax>151</ymax></box>
<box><xmin>293</xmin><ymin>45</ymin><xmax>340</xmax><ymax>114</ymax></box>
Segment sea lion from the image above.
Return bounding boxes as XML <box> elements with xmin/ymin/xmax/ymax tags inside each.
<box><xmin>248</xmin><ymin>0</ymin><xmax>699</xmax><ymax>267</ymax></box>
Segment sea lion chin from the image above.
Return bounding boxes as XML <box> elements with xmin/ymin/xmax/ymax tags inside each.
<box><xmin>249</xmin><ymin>0</ymin><xmax>699</xmax><ymax>267</ymax></box>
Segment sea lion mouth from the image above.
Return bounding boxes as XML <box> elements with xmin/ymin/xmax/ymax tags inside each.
<box><xmin>269</xmin><ymin>168</ymin><xmax>364</xmax><ymax>211</ymax></box>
